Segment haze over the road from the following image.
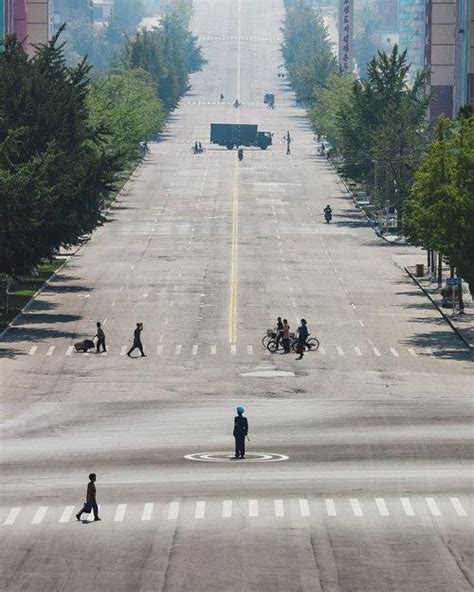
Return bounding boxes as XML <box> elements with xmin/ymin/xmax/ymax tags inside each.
<box><xmin>1</xmin><ymin>0</ymin><xmax>473</xmax><ymax>590</ymax></box>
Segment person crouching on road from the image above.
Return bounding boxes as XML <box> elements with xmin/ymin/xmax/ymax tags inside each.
<box><xmin>296</xmin><ymin>318</ymin><xmax>309</xmax><ymax>360</ymax></box>
<box><xmin>233</xmin><ymin>406</ymin><xmax>248</xmax><ymax>459</ymax></box>
<box><xmin>76</xmin><ymin>473</ymin><xmax>101</xmax><ymax>522</ymax></box>
<box><xmin>127</xmin><ymin>322</ymin><xmax>146</xmax><ymax>357</ymax></box>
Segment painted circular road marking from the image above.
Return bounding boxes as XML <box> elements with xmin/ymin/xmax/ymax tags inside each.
<box><xmin>184</xmin><ymin>452</ymin><xmax>289</xmax><ymax>463</ymax></box>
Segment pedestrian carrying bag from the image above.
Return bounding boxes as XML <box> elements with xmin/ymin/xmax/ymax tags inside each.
<box><xmin>81</xmin><ymin>502</ymin><xmax>92</xmax><ymax>514</ymax></box>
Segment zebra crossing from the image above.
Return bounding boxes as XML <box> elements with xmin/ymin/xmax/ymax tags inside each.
<box><xmin>1</xmin><ymin>496</ymin><xmax>469</xmax><ymax>527</ymax></box>
<box><xmin>24</xmin><ymin>342</ymin><xmax>456</xmax><ymax>361</ymax></box>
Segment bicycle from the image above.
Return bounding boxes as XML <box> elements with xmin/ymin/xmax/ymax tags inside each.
<box><xmin>262</xmin><ymin>328</ymin><xmax>277</xmax><ymax>348</ymax></box>
<box><xmin>267</xmin><ymin>334</ymin><xmax>320</xmax><ymax>353</ymax></box>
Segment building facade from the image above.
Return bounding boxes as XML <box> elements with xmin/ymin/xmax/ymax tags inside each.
<box><xmin>425</xmin><ymin>0</ymin><xmax>474</xmax><ymax>118</ymax></box>
<box><xmin>399</xmin><ymin>0</ymin><xmax>426</xmax><ymax>80</ymax></box>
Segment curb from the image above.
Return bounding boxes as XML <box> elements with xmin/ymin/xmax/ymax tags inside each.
<box><xmin>404</xmin><ymin>266</ymin><xmax>473</xmax><ymax>352</ymax></box>
<box><xmin>0</xmin><ymin>158</ymin><xmax>145</xmax><ymax>341</ymax></box>
<box><xmin>327</xmin><ymin>157</ymin><xmax>404</xmax><ymax>245</ymax></box>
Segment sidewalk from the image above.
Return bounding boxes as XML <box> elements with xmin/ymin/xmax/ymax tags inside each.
<box><xmin>396</xmin><ymin>254</ymin><xmax>473</xmax><ymax>350</ymax></box>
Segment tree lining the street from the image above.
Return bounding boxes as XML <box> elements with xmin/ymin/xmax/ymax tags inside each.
<box><xmin>281</xmin><ymin>0</ymin><xmax>337</xmax><ymax>104</ymax></box>
<box><xmin>0</xmin><ymin>0</ymin><xmax>205</xmax><ymax>278</ymax></box>
<box><xmin>405</xmin><ymin>113</ymin><xmax>474</xmax><ymax>295</ymax></box>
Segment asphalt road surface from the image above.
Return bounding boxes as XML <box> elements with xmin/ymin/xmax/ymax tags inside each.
<box><xmin>1</xmin><ymin>1</ymin><xmax>473</xmax><ymax>590</ymax></box>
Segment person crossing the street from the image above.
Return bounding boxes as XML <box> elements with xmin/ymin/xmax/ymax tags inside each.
<box><xmin>296</xmin><ymin>318</ymin><xmax>309</xmax><ymax>360</ymax></box>
<box><xmin>76</xmin><ymin>473</ymin><xmax>101</xmax><ymax>522</ymax></box>
<box><xmin>95</xmin><ymin>322</ymin><xmax>106</xmax><ymax>353</ymax></box>
<box><xmin>127</xmin><ymin>323</ymin><xmax>146</xmax><ymax>357</ymax></box>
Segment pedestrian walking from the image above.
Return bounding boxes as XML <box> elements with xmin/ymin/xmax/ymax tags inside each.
<box><xmin>233</xmin><ymin>406</ymin><xmax>248</xmax><ymax>459</ymax></box>
<box><xmin>276</xmin><ymin>316</ymin><xmax>284</xmax><ymax>348</ymax></box>
<box><xmin>296</xmin><ymin>318</ymin><xmax>309</xmax><ymax>360</ymax></box>
<box><xmin>282</xmin><ymin>319</ymin><xmax>291</xmax><ymax>353</ymax></box>
<box><xmin>76</xmin><ymin>473</ymin><xmax>101</xmax><ymax>522</ymax></box>
<box><xmin>127</xmin><ymin>322</ymin><xmax>146</xmax><ymax>357</ymax></box>
<box><xmin>95</xmin><ymin>322</ymin><xmax>106</xmax><ymax>353</ymax></box>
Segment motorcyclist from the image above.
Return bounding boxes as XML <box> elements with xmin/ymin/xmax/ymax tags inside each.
<box><xmin>324</xmin><ymin>204</ymin><xmax>332</xmax><ymax>223</ymax></box>
<box><xmin>238</xmin><ymin>147</ymin><xmax>244</xmax><ymax>161</ymax></box>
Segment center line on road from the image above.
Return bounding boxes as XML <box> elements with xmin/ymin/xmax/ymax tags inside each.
<box><xmin>59</xmin><ymin>506</ymin><xmax>75</xmax><ymax>523</ymax></box>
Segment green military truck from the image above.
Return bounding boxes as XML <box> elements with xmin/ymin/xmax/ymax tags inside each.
<box><xmin>210</xmin><ymin>123</ymin><xmax>272</xmax><ymax>150</ymax></box>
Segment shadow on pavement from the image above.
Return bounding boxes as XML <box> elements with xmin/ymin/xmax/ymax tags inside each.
<box><xmin>0</xmin><ymin>346</ymin><xmax>27</xmax><ymax>359</ymax></box>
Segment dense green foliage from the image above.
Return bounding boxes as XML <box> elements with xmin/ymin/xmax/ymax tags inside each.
<box><xmin>281</xmin><ymin>0</ymin><xmax>337</xmax><ymax>104</ymax></box>
<box><xmin>0</xmin><ymin>0</ymin><xmax>205</xmax><ymax>278</ymax></box>
<box><xmin>0</xmin><ymin>33</ymin><xmax>120</xmax><ymax>276</ymax></box>
<box><xmin>121</xmin><ymin>12</ymin><xmax>204</xmax><ymax>111</ymax></box>
<box><xmin>88</xmin><ymin>70</ymin><xmax>165</xmax><ymax>160</ymax></box>
<box><xmin>337</xmin><ymin>46</ymin><xmax>430</xmax><ymax>212</ymax></box>
<box><xmin>405</xmin><ymin>115</ymin><xmax>474</xmax><ymax>294</ymax></box>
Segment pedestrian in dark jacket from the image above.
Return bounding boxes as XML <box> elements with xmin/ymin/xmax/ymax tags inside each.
<box><xmin>127</xmin><ymin>323</ymin><xmax>146</xmax><ymax>357</ymax></box>
<box><xmin>95</xmin><ymin>322</ymin><xmax>106</xmax><ymax>353</ymax></box>
<box><xmin>296</xmin><ymin>318</ymin><xmax>309</xmax><ymax>360</ymax></box>
<box><xmin>233</xmin><ymin>406</ymin><xmax>248</xmax><ymax>459</ymax></box>
<box><xmin>76</xmin><ymin>473</ymin><xmax>101</xmax><ymax>521</ymax></box>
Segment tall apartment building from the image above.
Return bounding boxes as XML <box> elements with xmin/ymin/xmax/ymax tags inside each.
<box><xmin>399</xmin><ymin>0</ymin><xmax>426</xmax><ymax>80</ymax></box>
<box><xmin>53</xmin><ymin>0</ymin><xmax>92</xmax><ymax>32</ymax></box>
<box><xmin>2</xmin><ymin>0</ymin><xmax>50</xmax><ymax>52</ymax></box>
<box><xmin>425</xmin><ymin>0</ymin><xmax>474</xmax><ymax>118</ymax></box>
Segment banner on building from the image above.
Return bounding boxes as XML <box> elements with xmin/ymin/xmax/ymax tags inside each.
<box><xmin>338</xmin><ymin>0</ymin><xmax>354</xmax><ymax>73</ymax></box>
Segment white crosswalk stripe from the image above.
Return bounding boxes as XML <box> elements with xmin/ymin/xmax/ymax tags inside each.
<box><xmin>175</xmin><ymin>345</ymin><xmax>182</xmax><ymax>355</ymax></box>
<box><xmin>157</xmin><ymin>345</ymin><xmax>163</xmax><ymax>355</ymax></box>
<box><xmin>192</xmin><ymin>345</ymin><xmax>198</xmax><ymax>355</ymax></box>
<box><xmin>425</xmin><ymin>497</ymin><xmax>441</xmax><ymax>516</ymax></box>
<box><xmin>66</xmin><ymin>346</ymin><xmax>73</xmax><ymax>356</ymax></box>
<box><xmin>375</xmin><ymin>498</ymin><xmax>389</xmax><ymax>516</ymax></box>
<box><xmin>336</xmin><ymin>346</ymin><xmax>344</xmax><ymax>356</ymax></box>
<box><xmin>59</xmin><ymin>506</ymin><xmax>75</xmax><ymax>523</ymax></box>
<box><xmin>274</xmin><ymin>499</ymin><xmax>284</xmax><ymax>517</ymax></box>
<box><xmin>114</xmin><ymin>504</ymin><xmax>127</xmax><ymax>522</ymax></box>
<box><xmin>211</xmin><ymin>345</ymin><xmax>216</xmax><ymax>355</ymax></box>
<box><xmin>299</xmin><ymin>499</ymin><xmax>310</xmax><ymax>517</ymax></box>
<box><xmin>319</xmin><ymin>346</ymin><xmax>326</xmax><ymax>355</ymax></box>
<box><xmin>120</xmin><ymin>345</ymin><xmax>127</xmax><ymax>356</ymax></box>
<box><xmin>247</xmin><ymin>345</ymin><xmax>253</xmax><ymax>355</ymax></box>
<box><xmin>195</xmin><ymin>501</ymin><xmax>206</xmax><ymax>519</ymax></box>
<box><xmin>141</xmin><ymin>503</ymin><xmax>154</xmax><ymax>521</ymax></box>
<box><xmin>231</xmin><ymin>344</ymin><xmax>236</xmax><ymax>355</ymax></box>
<box><xmin>400</xmin><ymin>497</ymin><xmax>415</xmax><ymax>516</ymax></box>
<box><xmin>46</xmin><ymin>346</ymin><xmax>55</xmax><ymax>356</ymax></box>
<box><xmin>408</xmin><ymin>347</ymin><xmax>417</xmax><ymax>357</ymax></box>
<box><xmin>248</xmin><ymin>499</ymin><xmax>258</xmax><ymax>517</ymax></box>
<box><xmin>350</xmin><ymin>498</ymin><xmax>363</xmax><ymax>516</ymax></box>
<box><xmin>354</xmin><ymin>346</ymin><xmax>362</xmax><ymax>356</ymax></box>
<box><xmin>222</xmin><ymin>500</ymin><xmax>232</xmax><ymax>518</ymax></box>
<box><xmin>325</xmin><ymin>498</ymin><xmax>337</xmax><ymax>516</ymax></box>
<box><xmin>168</xmin><ymin>501</ymin><xmax>179</xmax><ymax>520</ymax></box>
<box><xmin>450</xmin><ymin>497</ymin><xmax>467</xmax><ymax>516</ymax></box>
<box><xmin>372</xmin><ymin>347</ymin><xmax>381</xmax><ymax>357</ymax></box>
<box><xmin>32</xmin><ymin>506</ymin><xmax>48</xmax><ymax>524</ymax></box>
<box><xmin>390</xmin><ymin>348</ymin><xmax>399</xmax><ymax>357</ymax></box>
<box><xmin>3</xmin><ymin>507</ymin><xmax>21</xmax><ymax>525</ymax></box>
<box><xmin>28</xmin><ymin>346</ymin><xmax>37</xmax><ymax>355</ymax></box>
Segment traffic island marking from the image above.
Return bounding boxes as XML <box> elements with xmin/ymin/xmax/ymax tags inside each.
<box><xmin>184</xmin><ymin>452</ymin><xmax>289</xmax><ymax>463</ymax></box>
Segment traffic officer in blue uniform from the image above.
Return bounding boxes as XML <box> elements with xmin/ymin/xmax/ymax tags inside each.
<box><xmin>233</xmin><ymin>406</ymin><xmax>249</xmax><ymax>459</ymax></box>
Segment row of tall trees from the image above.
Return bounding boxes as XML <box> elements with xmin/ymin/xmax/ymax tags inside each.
<box><xmin>282</xmin><ymin>0</ymin><xmax>474</xmax><ymax>294</ymax></box>
<box><xmin>0</xmin><ymin>0</ymin><xmax>205</xmax><ymax>277</ymax></box>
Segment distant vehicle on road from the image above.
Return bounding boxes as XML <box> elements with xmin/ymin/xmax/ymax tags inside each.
<box><xmin>210</xmin><ymin>123</ymin><xmax>272</xmax><ymax>150</ymax></box>
<box><xmin>264</xmin><ymin>93</ymin><xmax>275</xmax><ymax>108</ymax></box>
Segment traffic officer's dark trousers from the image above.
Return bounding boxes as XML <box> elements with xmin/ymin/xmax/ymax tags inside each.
<box><xmin>235</xmin><ymin>435</ymin><xmax>245</xmax><ymax>458</ymax></box>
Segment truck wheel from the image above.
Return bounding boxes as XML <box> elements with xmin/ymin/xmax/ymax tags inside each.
<box><xmin>226</xmin><ymin>144</ymin><xmax>234</xmax><ymax>150</ymax></box>
<box><xmin>260</xmin><ymin>145</ymin><xmax>268</xmax><ymax>150</ymax></box>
